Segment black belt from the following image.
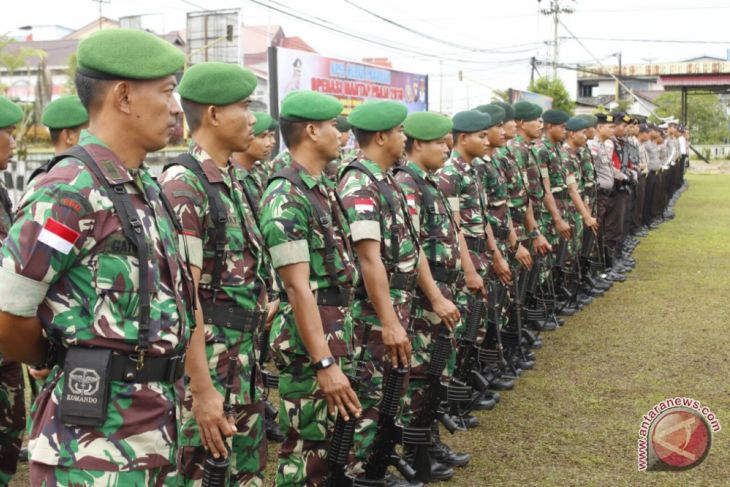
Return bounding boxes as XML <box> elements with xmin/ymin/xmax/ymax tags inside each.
<box><xmin>598</xmin><ymin>187</ymin><xmax>613</xmax><ymax>196</ymax></box>
<box><xmin>389</xmin><ymin>271</ymin><xmax>419</xmax><ymax>291</ymax></box>
<box><xmin>57</xmin><ymin>348</ymin><xmax>185</xmax><ymax>383</ymax></box>
<box><xmin>553</xmin><ymin>189</ymin><xmax>570</xmax><ymax>200</ymax></box>
<box><xmin>281</xmin><ymin>286</ymin><xmax>354</xmax><ymax>307</ymax></box>
<box><xmin>464</xmin><ymin>236</ymin><xmax>487</xmax><ymax>253</ymax></box>
<box><xmin>202</xmin><ymin>302</ymin><xmax>266</xmax><ymax>332</ymax></box>
<box><xmin>430</xmin><ymin>265</ymin><xmax>461</xmax><ymax>284</ymax></box>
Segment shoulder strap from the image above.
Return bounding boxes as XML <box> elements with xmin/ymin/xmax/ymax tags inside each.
<box><xmin>238</xmin><ymin>175</ymin><xmax>261</xmax><ymax>226</ymax></box>
<box><xmin>269</xmin><ymin>167</ymin><xmax>340</xmax><ymax>285</ymax></box>
<box><xmin>166</xmin><ymin>153</ymin><xmax>228</xmax><ymax>298</ymax></box>
<box><xmin>393</xmin><ymin>165</ymin><xmax>443</xmax><ymax>263</ymax></box>
<box><xmin>27</xmin><ymin>160</ymin><xmax>52</xmax><ymax>184</ymax></box>
<box><xmin>55</xmin><ymin>146</ymin><xmax>153</xmax><ymax>351</ymax></box>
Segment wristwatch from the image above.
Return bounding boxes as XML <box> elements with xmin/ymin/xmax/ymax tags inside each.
<box><xmin>529</xmin><ymin>229</ymin><xmax>541</xmax><ymax>239</ymax></box>
<box><xmin>313</xmin><ymin>356</ymin><xmax>336</xmax><ymax>371</ymax></box>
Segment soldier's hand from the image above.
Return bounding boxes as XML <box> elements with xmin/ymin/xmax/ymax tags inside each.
<box><xmin>431</xmin><ymin>295</ymin><xmax>460</xmax><ymax>330</ymax></box>
<box><xmin>584</xmin><ymin>216</ymin><xmax>599</xmax><ymax>232</ymax></box>
<box><xmin>192</xmin><ymin>387</ymin><xmax>236</xmax><ymax>459</ymax></box>
<box><xmin>316</xmin><ymin>364</ymin><xmax>361</xmax><ymax>421</ymax></box>
<box><xmin>464</xmin><ymin>270</ymin><xmax>486</xmax><ymax>297</ymax></box>
<box><xmin>28</xmin><ymin>367</ymin><xmax>51</xmax><ymax>381</ymax></box>
<box><xmin>382</xmin><ymin>321</ymin><xmax>412</xmax><ymax>367</ymax></box>
<box><xmin>556</xmin><ymin>219</ymin><xmax>572</xmax><ymax>241</ymax></box>
<box><xmin>515</xmin><ymin>244</ymin><xmax>532</xmax><ymax>270</ymax></box>
<box><xmin>493</xmin><ymin>253</ymin><xmax>512</xmax><ymax>286</ymax></box>
<box><xmin>266</xmin><ymin>300</ymin><xmax>280</xmax><ymax>330</ymax></box>
<box><xmin>532</xmin><ymin>235</ymin><xmax>552</xmax><ymax>256</ymax></box>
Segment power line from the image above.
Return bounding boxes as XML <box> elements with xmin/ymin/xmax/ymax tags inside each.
<box><xmin>539</xmin><ymin>0</ymin><xmax>574</xmax><ymax>80</ymax></box>
<box><xmin>561</xmin><ymin>36</ymin><xmax>730</xmax><ymax>45</ymax></box>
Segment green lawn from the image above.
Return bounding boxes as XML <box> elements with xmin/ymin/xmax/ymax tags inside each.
<box><xmin>11</xmin><ymin>173</ymin><xmax>730</xmax><ymax>486</ymax></box>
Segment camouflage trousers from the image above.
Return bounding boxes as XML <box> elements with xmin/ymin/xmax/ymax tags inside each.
<box><xmin>401</xmin><ymin>283</ymin><xmax>458</xmax><ymax>426</ymax></box>
<box><xmin>0</xmin><ymin>361</ymin><xmax>24</xmax><ymax>487</ymax></box>
<box><xmin>350</xmin><ymin>300</ymin><xmax>413</xmax><ymax>476</ymax></box>
<box><xmin>453</xmin><ymin>249</ymin><xmax>490</xmax><ymax>342</ymax></box>
<box><xmin>29</xmin><ymin>462</ymin><xmax>177</xmax><ymax>487</ymax></box>
<box><xmin>274</xmin><ymin>355</ymin><xmax>347</xmax><ymax>487</ymax></box>
<box><xmin>178</xmin><ymin>402</ymin><xmax>266</xmax><ymax>487</ymax></box>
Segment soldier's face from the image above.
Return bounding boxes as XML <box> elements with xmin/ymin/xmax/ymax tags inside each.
<box><xmin>129</xmin><ymin>76</ymin><xmax>181</xmax><ymax>152</ymax></box>
<box><xmin>384</xmin><ymin>125</ymin><xmax>406</xmax><ymax>161</ymax></box>
<box><xmin>570</xmin><ymin>129</ymin><xmax>587</xmax><ymax>146</ymax></box>
<box><xmin>0</xmin><ymin>126</ymin><xmax>16</xmax><ymax>170</ymax></box>
<box><xmin>614</xmin><ymin>122</ymin><xmax>626</xmax><ymax>137</ymax></box>
<box><xmin>339</xmin><ymin>130</ymin><xmax>350</xmax><ymax>147</ymax></box>
<box><xmin>522</xmin><ymin>119</ymin><xmax>541</xmax><ymax>139</ymax></box>
<box><xmin>247</xmin><ymin>131</ymin><xmax>273</xmax><ymax>161</ymax></box>
<box><xmin>487</xmin><ymin>124</ymin><xmax>506</xmax><ymax>147</ymax></box>
<box><xmin>444</xmin><ymin>132</ymin><xmax>454</xmax><ymax>150</ymax></box>
<box><xmin>502</xmin><ymin>120</ymin><xmax>517</xmax><ymax>139</ymax></box>
<box><xmin>585</xmin><ymin>127</ymin><xmax>595</xmax><ymax>139</ymax></box>
<box><xmin>419</xmin><ymin>138</ymin><xmax>450</xmax><ymax>171</ymax></box>
<box><xmin>597</xmin><ymin>123</ymin><xmax>614</xmax><ymax>139</ymax></box>
<box><xmin>316</xmin><ymin>119</ymin><xmax>341</xmax><ymax>161</ymax></box>
<box><xmin>461</xmin><ymin>130</ymin><xmax>488</xmax><ymax>158</ymax></box>
<box><xmin>214</xmin><ymin>99</ymin><xmax>254</xmax><ymax>152</ymax></box>
<box><xmin>548</xmin><ymin>123</ymin><xmax>566</xmax><ymax>142</ymax></box>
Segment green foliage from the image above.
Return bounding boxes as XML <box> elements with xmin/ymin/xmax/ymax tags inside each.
<box><xmin>65</xmin><ymin>53</ymin><xmax>77</xmax><ymax>94</ymax></box>
<box><xmin>491</xmin><ymin>88</ymin><xmax>510</xmax><ymax>103</ymax></box>
<box><xmin>527</xmin><ymin>76</ymin><xmax>575</xmax><ymax>113</ymax></box>
<box><xmin>652</xmin><ymin>92</ymin><xmax>729</xmax><ymax>144</ymax></box>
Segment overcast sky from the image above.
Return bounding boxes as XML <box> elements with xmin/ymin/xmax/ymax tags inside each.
<box><xmin>2</xmin><ymin>0</ymin><xmax>729</xmax><ymax>112</ymax></box>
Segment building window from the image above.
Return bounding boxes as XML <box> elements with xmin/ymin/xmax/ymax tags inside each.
<box><xmin>579</xmin><ymin>83</ymin><xmax>596</xmax><ymax>98</ymax></box>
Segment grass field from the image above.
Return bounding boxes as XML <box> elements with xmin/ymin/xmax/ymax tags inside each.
<box><xmin>10</xmin><ymin>173</ymin><xmax>730</xmax><ymax>486</ymax></box>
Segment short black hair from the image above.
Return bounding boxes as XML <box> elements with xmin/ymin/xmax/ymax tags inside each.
<box><xmin>49</xmin><ymin>125</ymin><xmax>83</xmax><ymax>145</ymax></box>
<box><xmin>74</xmin><ymin>71</ymin><xmax>110</xmax><ymax>112</ymax></box>
<box><xmin>451</xmin><ymin>130</ymin><xmax>467</xmax><ymax>146</ymax></box>
<box><xmin>404</xmin><ymin>136</ymin><xmax>417</xmax><ymax>154</ymax></box>
<box><xmin>353</xmin><ymin>127</ymin><xmax>377</xmax><ymax>148</ymax></box>
<box><xmin>180</xmin><ymin>98</ymin><xmax>207</xmax><ymax>134</ymax></box>
<box><xmin>279</xmin><ymin>117</ymin><xmax>309</xmax><ymax>149</ymax></box>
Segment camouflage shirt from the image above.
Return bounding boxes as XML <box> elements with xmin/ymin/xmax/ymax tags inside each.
<box><xmin>437</xmin><ymin>150</ymin><xmax>489</xmax><ymax>239</ymax></box>
<box><xmin>159</xmin><ymin>143</ymin><xmax>267</xmax><ymax>405</ymax></box>
<box><xmin>269</xmin><ymin>149</ymin><xmax>293</xmax><ymax>175</ymax></box>
<box><xmin>495</xmin><ymin>146</ymin><xmax>529</xmax><ymax>240</ymax></box>
<box><xmin>260</xmin><ymin>160</ymin><xmax>358</xmax><ymax>358</ymax></box>
<box><xmin>510</xmin><ymin>135</ymin><xmax>546</xmax><ymax>211</ymax></box>
<box><xmin>249</xmin><ymin>159</ymin><xmax>271</xmax><ymax>197</ymax></box>
<box><xmin>534</xmin><ymin>136</ymin><xmax>574</xmax><ymax>194</ymax></box>
<box><xmin>0</xmin><ymin>179</ymin><xmax>11</xmax><ymax>241</ymax></box>
<box><xmin>578</xmin><ymin>146</ymin><xmax>597</xmax><ymax>191</ymax></box>
<box><xmin>0</xmin><ymin>130</ymin><xmax>193</xmax><ymax>470</ymax></box>
<box><xmin>474</xmin><ymin>154</ymin><xmax>512</xmax><ymax>242</ymax></box>
<box><xmin>338</xmin><ymin>156</ymin><xmax>420</xmax><ymax>305</ymax></box>
<box><xmin>393</xmin><ymin>160</ymin><xmax>460</xmax><ymax>270</ymax></box>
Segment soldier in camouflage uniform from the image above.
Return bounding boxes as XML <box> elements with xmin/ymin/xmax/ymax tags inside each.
<box><xmin>259</xmin><ymin>90</ymin><xmax>361</xmax><ymax>486</ymax></box>
<box><xmin>158</xmin><ymin>62</ymin><xmax>268</xmax><ymax>486</ymax></box>
<box><xmin>323</xmin><ymin>115</ymin><xmax>354</xmax><ymax>182</ymax></box>
<box><xmin>0</xmin><ymin>29</ymin><xmax>194</xmax><ymax>486</ymax></box>
<box><xmin>338</xmin><ymin>101</ymin><xmax>454</xmax><ymax>483</ymax></box>
<box><xmin>438</xmin><ymin>110</ymin><xmax>513</xmax><ymax>394</ymax></box>
<box><xmin>0</xmin><ymin>96</ymin><xmax>24</xmax><ymax>487</ymax></box>
<box><xmin>393</xmin><ymin>112</ymin><xmax>470</xmax><ymax>477</ymax></box>
<box><xmin>231</xmin><ymin>111</ymin><xmax>286</xmax><ymax>444</ymax></box>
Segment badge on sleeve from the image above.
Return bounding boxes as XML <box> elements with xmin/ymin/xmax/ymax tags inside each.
<box><xmin>354</xmin><ymin>197</ymin><xmax>375</xmax><ymax>213</ymax></box>
<box><xmin>38</xmin><ymin>218</ymin><xmax>81</xmax><ymax>254</ymax></box>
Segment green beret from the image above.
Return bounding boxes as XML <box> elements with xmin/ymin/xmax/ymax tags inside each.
<box><xmin>280</xmin><ymin>90</ymin><xmax>343</xmax><ymax>122</ymax></box>
<box><xmin>493</xmin><ymin>101</ymin><xmax>515</xmax><ymax>121</ymax></box>
<box><xmin>77</xmin><ymin>28</ymin><xmax>184</xmax><ymax>80</ymax></box>
<box><xmin>41</xmin><ymin>96</ymin><xmax>88</xmax><ymax>129</ymax></box>
<box><xmin>475</xmin><ymin>104</ymin><xmax>505</xmax><ymax>127</ymax></box>
<box><xmin>348</xmin><ymin>100</ymin><xmax>408</xmax><ymax>132</ymax></box>
<box><xmin>577</xmin><ymin>114</ymin><xmax>598</xmax><ymax>128</ymax></box>
<box><xmin>404</xmin><ymin>112</ymin><xmax>453</xmax><ymax>141</ymax></box>
<box><xmin>335</xmin><ymin>115</ymin><xmax>351</xmax><ymax>133</ymax></box>
<box><xmin>0</xmin><ymin>96</ymin><xmax>23</xmax><ymax>129</ymax></box>
<box><xmin>565</xmin><ymin>116</ymin><xmax>589</xmax><ymax>132</ymax></box>
<box><xmin>267</xmin><ymin>118</ymin><xmax>279</xmax><ymax>132</ymax></box>
<box><xmin>178</xmin><ymin>62</ymin><xmax>257</xmax><ymax>106</ymax></box>
<box><xmin>251</xmin><ymin>111</ymin><xmax>274</xmax><ymax>136</ymax></box>
<box><xmin>542</xmin><ymin>109</ymin><xmax>570</xmax><ymax>125</ymax></box>
<box><xmin>513</xmin><ymin>101</ymin><xmax>542</xmax><ymax>121</ymax></box>
<box><xmin>452</xmin><ymin>110</ymin><xmax>492</xmax><ymax>133</ymax></box>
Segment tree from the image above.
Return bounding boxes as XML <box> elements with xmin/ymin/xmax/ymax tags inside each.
<box><xmin>491</xmin><ymin>88</ymin><xmax>510</xmax><ymax>103</ymax></box>
<box><xmin>527</xmin><ymin>76</ymin><xmax>575</xmax><ymax>114</ymax></box>
<box><xmin>0</xmin><ymin>36</ymin><xmax>46</xmax><ymax>95</ymax></box>
<box><xmin>652</xmin><ymin>92</ymin><xmax>729</xmax><ymax>144</ymax></box>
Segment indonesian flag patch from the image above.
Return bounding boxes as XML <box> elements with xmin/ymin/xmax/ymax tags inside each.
<box><xmin>354</xmin><ymin>197</ymin><xmax>376</xmax><ymax>213</ymax></box>
<box><xmin>406</xmin><ymin>194</ymin><xmax>417</xmax><ymax>215</ymax></box>
<box><xmin>38</xmin><ymin>218</ymin><xmax>80</xmax><ymax>255</ymax></box>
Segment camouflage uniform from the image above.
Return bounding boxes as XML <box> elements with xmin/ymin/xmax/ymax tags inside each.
<box><xmin>269</xmin><ymin>149</ymin><xmax>293</xmax><ymax>175</ymax></box>
<box><xmin>496</xmin><ymin>146</ymin><xmax>530</xmax><ymax>244</ymax></box>
<box><xmin>338</xmin><ymin>156</ymin><xmax>420</xmax><ymax>475</ymax></box>
<box><xmin>393</xmin><ymin>160</ymin><xmax>461</xmax><ymax>424</ymax></box>
<box><xmin>0</xmin><ymin>131</ymin><xmax>193</xmax><ymax>485</ymax></box>
<box><xmin>249</xmin><ymin>160</ymin><xmax>271</xmax><ymax>197</ymax></box>
<box><xmin>0</xmin><ymin>179</ymin><xmax>24</xmax><ymax>487</ymax></box>
<box><xmin>437</xmin><ymin>150</ymin><xmax>490</xmax><ymax>337</ymax></box>
<box><xmin>563</xmin><ymin>144</ymin><xmax>586</xmax><ymax>254</ymax></box>
<box><xmin>159</xmin><ymin>142</ymin><xmax>268</xmax><ymax>486</ymax></box>
<box><xmin>534</xmin><ymin>136</ymin><xmax>574</xmax><ymax>249</ymax></box>
<box><xmin>260</xmin><ymin>160</ymin><xmax>358</xmax><ymax>486</ymax></box>
<box><xmin>474</xmin><ymin>155</ymin><xmax>511</xmax><ymax>254</ymax></box>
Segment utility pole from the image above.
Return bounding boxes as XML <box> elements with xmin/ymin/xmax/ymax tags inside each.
<box><xmin>439</xmin><ymin>60</ymin><xmax>443</xmax><ymax>112</ymax></box>
<box><xmin>530</xmin><ymin>56</ymin><xmax>536</xmax><ymax>85</ymax></box>
<box><xmin>91</xmin><ymin>0</ymin><xmax>111</xmax><ymax>31</ymax></box>
<box><xmin>615</xmin><ymin>51</ymin><xmax>622</xmax><ymax>103</ymax></box>
<box><xmin>539</xmin><ymin>0</ymin><xmax>574</xmax><ymax>80</ymax></box>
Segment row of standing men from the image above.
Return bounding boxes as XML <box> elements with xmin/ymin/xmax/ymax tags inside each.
<box><xmin>0</xmin><ymin>29</ymin><xmax>688</xmax><ymax>487</ymax></box>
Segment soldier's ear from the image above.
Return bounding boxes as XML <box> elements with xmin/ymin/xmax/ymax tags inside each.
<box><xmin>110</xmin><ymin>80</ymin><xmax>132</xmax><ymax>115</ymax></box>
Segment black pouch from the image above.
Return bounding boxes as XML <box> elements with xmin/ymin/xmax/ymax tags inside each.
<box><xmin>59</xmin><ymin>347</ymin><xmax>112</xmax><ymax>427</ymax></box>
